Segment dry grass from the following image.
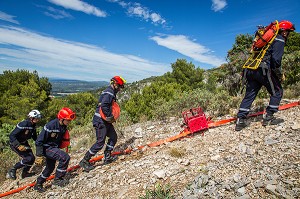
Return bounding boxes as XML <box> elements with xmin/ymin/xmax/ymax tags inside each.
<box><xmin>168</xmin><ymin>147</ymin><xmax>185</xmax><ymax>158</ymax></box>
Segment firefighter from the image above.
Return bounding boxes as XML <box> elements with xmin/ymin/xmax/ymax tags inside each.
<box><xmin>6</xmin><ymin>110</ymin><xmax>42</xmax><ymax>180</ymax></box>
<box><xmin>34</xmin><ymin>107</ymin><xmax>76</xmax><ymax>192</ymax></box>
<box><xmin>235</xmin><ymin>20</ymin><xmax>296</xmax><ymax>131</ymax></box>
<box><xmin>79</xmin><ymin>76</ymin><xmax>126</xmax><ymax>172</ymax></box>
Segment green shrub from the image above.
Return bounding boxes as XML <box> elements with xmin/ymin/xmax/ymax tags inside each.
<box><xmin>153</xmin><ymin>88</ymin><xmax>240</xmax><ymax>121</ymax></box>
<box><xmin>0</xmin><ymin>148</ymin><xmax>18</xmax><ymax>185</ymax></box>
<box><xmin>284</xmin><ymin>81</ymin><xmax>300</xmax><ymax>99</ymax></box>
<box><xmin>0</xmin><ymin>123</ymin><xmax>15</xmax><ymax>151</ymax></box>
<box><xmin>139</xmin><ymin>183</ymin><xmax>174</xmax><ymax>199</ymax></box>
<box><xmin>69</xmin><ymin>124</ymin><xmax>94</xmax><ymax>151</ymax></box>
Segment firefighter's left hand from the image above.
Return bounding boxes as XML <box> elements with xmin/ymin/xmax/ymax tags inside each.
<box><xmin>17</xmin><ymin>145</ymin><xmax>27</xmax><ymax>151</ymax></box>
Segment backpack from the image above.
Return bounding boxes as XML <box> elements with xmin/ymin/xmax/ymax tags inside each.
<box><xmin>60</xmin><ymin>130</ymin><xmax>70</xmax><ymax>152</ymax></box>
<box><xmin>99</xmin><ymin>101</ymin><xmax>120</xmax><ymax>121</ymax></box>
<box><xmin>242</xmin><ymin>20</ymin><xmax>279</xmax><ymax>70</ymax></box>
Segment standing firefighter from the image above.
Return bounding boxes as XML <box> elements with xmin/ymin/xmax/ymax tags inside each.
<box><xmin>6</xmin><ymin>110</ymin><xmax>42</xmax><ymax>180</ymax></box>
<box><xmin>235</xmin><ymin>20</ymin><xmax>295</xmax><ymax>131</ymax></box>
<box><xmin>34</xmin><ymin>107</ymin><xmax>75</xmax><ymax>192</ymax></box>
<box><xmin>79</xmin><ymin>76</ymin><xmax>126</xmax><ymax>172</ymax></box>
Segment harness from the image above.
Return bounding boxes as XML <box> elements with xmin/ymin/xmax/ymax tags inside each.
<box><xmin>242</xmin><ymin>20</ymin><xmax>279</xmax><ymax>70</ymax></box>
<box><xmin>260</xmin><ymin>61</ymin><xmax>275</xmax><ymax>95</ymax></box>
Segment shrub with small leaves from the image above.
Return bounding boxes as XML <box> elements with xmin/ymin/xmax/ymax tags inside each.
<box><xmin>139</xmin><ymin>183</ymin><xmax>174</xmax><ymax>199</ymax></box>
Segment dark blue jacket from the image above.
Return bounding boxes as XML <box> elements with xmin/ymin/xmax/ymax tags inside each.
<box><xmin>9</xmin><ymin>119</ymin><xmax>37</xmax><ymax>147</ymax></box>
<box><xmin>262</xmin><ymin>34</ymin><xmax>285</xmax><ymax>71</ymax></box>
<box><xmin>93</xmin><ymin>86</ymin><xmax>117</xmax><ymax>124</ymax></box>
<box><xmin>35</xmin><ymin>118</ymin><xmax>67</xmax><ymax>156</ymax></box>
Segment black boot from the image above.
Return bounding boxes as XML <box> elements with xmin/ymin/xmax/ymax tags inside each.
<box><xmin>104</xmin><ymin>150</ymin><xmax>117</xmax><ymax>164</ymax></box>
<box><xmin>34</xmin><ymin>183</ymin><xmax>46</xmax><ymax>193</ymax></box>
<box><xmin>6</xmin><ymin>167</ymin><xmax>17</xmax><ymax>180</ymax></box>
<box><xmin>235</xmin><ymin>118</ymin><xmax>247</xmax><ymax>131</ymax></box>
<box><xmin>79</xmin><ymin>152</ymin><xmax>95</xmax><ymax>172</ymax></box>
<box><xmin>21</xmin><ymin>167</ymin><xmax>36</xmax><ymax>179</ymax></box>
<box><xmin>262</xmin><ymin>114</ymin><xmax>284</xmax><ymax>126</ymax></box>
<box><xmin>52</xmin><ymin>177</ymin><xmax>68</xmax><ymax>187</ymax></box>
<box><xmin>21</xmin><ymin>171</ymin><xmax>36</xmax><ymax>179</ymax></box>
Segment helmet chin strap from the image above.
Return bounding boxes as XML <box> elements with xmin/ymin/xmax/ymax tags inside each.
<box><xmin>281</xmin><ymin>30</ymin><xmax>290</xmax><ymax>40</ymax></box>
<box><xmin>112</xmin><ymin>83</ymin><xmax>120</xmax><ymax>92</ymax></box>
<box><xmin>59</xmin><ymin>119</ymin><xmax>65</xmax><ymax>125</ymax></box>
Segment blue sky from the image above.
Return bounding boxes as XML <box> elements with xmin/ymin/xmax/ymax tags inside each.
<box><xmin>0</xmin><ymin>0</ymin><xmax>299</xmax><ymax>82</ymax></box>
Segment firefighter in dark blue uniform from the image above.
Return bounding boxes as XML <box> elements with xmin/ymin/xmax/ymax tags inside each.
<box><xmin>6</xmin><ymin>110</ymin><xmax>42</xmax><ymax>180</ymax></box>
<box><xmin>79</xmin><ymin>76</ymin><xmax>126</xmax><ymax>172</ymax></box>
<box><xmin>33</xmin><ymin>107</ymin><xmax>76</xmax><ymax>192</ymax></box>
<box><xmin>235</xmin><ymin>20</ymin><xmax>295</xmax><ymax>131</ymax></box>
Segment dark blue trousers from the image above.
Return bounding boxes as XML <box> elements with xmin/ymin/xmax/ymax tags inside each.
<box><xmin>237</xmin><ymin>68</ymin><xmax>283</xmax><ymax>118</ymax></box>
<box><xmin>10</xmin><ymin>144</ymin><xmax>35</xmax><ymax>172</ymax></box>
<box><xmin>88</xmin><ymin>121</ymin><xmax>117</xmax><ymax>156</ymax></box>
<box><xmin>37</xmin><ymin>146</ymin><xmax>70</xmax><ymax>184</ymax></box>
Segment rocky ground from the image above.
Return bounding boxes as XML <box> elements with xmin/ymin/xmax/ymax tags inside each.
<box><xmin>1</xmin><ymin>101</ymin><xmax>299</xmax><ymax>199</ymax></box>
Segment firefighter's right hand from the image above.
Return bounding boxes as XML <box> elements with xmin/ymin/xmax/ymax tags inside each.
<box><xmin>35</xmin><ymin>156</ymin><xmax>45</xmax><ymax>165</ymax></box>
<box><xmin>17</xmin><ymin>145</ymin><xmax>27</xmax><ymax>151</ymax></box>
<box><xmin>106</xmin><ymin>116</ymin><xmax>116</xmax><ymax>123</ymax></box>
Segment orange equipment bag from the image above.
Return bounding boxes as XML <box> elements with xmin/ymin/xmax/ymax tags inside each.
<box><xmin>242</xmin><ymin>20</ymin><xmax>279</xmax><ymax>70</ymax></box>
<box><xmin>60</xmin><ymin>130</ymin><xmax>70</xmax><ymax>150</ymax></box>
<box><xmin>99</xmin><ymin>101</ymin><xmax>120</xmax><ymax>121</ymax></box>
<box><xmin>252</xmin><ymin>21</ymin><xmax>278</xmax><ymax>50</ymax></box>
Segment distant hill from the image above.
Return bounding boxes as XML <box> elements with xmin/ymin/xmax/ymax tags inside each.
<box><xmin>49</xmin><ymin>79</ymin><xmax>108</xmax><ymax>96</ymax></box>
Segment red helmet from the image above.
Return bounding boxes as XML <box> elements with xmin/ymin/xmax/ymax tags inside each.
<box><xmin>278</xmin><ymin>20</ymin><xmax>295</xmax><ymax>31</ymax></box>
<box><xmin>111</xmin><ymin>76</ymin><xmax>126</xmax><ymax>88</ymax></box>
<box><xmin>57</xmin><ymin>107</ymin><xmax>76</xmax><ymax>120</ymax></box>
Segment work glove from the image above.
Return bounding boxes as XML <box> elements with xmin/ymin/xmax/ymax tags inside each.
<box><xmin>105</xmin><ymin>116</ymin><xmax>116</xmax><ymax>123</ymax></box>
<box><xmin>17</xmin><ymin>145</ymin><xmax>27</xmax><ymax>151</ymax></box>
<box><xmin>35</xmin><ymin>156</ymin><xmax>45</xmax><ymax>165</ymax></box>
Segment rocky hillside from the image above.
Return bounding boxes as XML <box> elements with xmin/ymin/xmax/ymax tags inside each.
<box><xmin>1</xmin><ymin>101</ymin><xmax>299</xmax><ymax>199</ymax></box>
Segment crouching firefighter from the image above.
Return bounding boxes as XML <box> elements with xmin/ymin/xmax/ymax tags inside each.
<box><xmin>7</xmin><ymin>110</ymin><xmax>42</xmax><ymax>180</ymax></box>
<box><xmin>34</xmin><ymin>107</ymin><xmax>75</xmax><ymax>192</ymax></box>
<box><xmin>235</xmin><ymin>20</ymin><xmax>295</xmax><ymax>131</ymax></box>
<box><xmin>79</xmin><ymin>76</ymin><xmax>125</xmax><ymax>172</ymax></box>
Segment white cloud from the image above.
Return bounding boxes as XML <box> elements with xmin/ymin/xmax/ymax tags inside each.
<box><xmin>211</xmin><ymin>0</ymin><xmax>227</xmax><ymax>12</ymax></box>
<box><xmin>0</xmin><ymin>11</ymin><xmax>19</xmax><ymax>24</ymax></box>
<box><xmin>0</xmin><ymin>26</ymin><xmax>169</xmax><ymax>82</ymax></box>
<box><xmin>110</xmin><ymin>1</ymin><xmax>166</xmax><ymax>26</ymax></box>
<box><xmin>150</xmin><ymin>34</ymin><xmax>225</xmax><ymax>67</ymax></box>
<box><xmin>44</xmin><ymin>7</ymin><xmax>73</xmax><ymax>19</ymax></box>
<box><xmin>48</xmin><ymin>0</ymin><xmax>107</xmax><ymax>17</ymax></box>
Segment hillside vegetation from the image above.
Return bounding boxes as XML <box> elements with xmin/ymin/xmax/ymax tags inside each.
<box><xmin>0</xmin><ymin>31</ymin><xmax>299</xmax><ymax>198</ymax></box>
